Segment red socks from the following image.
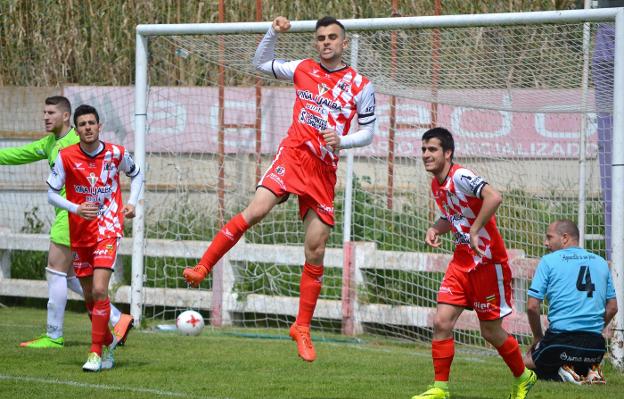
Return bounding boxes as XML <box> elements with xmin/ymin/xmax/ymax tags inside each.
<box><xmin>198</xmin><ymin>213</ymin><xmax>249</xmax><ymax>271</ymax></box>
<box><xmin>85</xmin><ymin>301</ymin><xmax>94</xmax><ymax>320</ymax></box>
<box><xmin>90</xmin><ymin>298</ymin><xmax>113</xmax><ymax>355</ymax></box>
<box><xmin>432</xmin><ymin>338</ymin><xmax>454</xmax><ymax>382</ymax></box>
<box><xmin>496</xmin><ymin>335</ymin><xmax>525</xmax><ymax>377</ymax></box>
<box><xmin>295</xmin><ymin>262</ymin><xmax>324</xmax><ymax>327</ymax></box>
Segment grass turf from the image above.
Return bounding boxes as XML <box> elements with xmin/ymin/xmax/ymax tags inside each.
<box><xmin>1</xmin><ymin>306</ymin><xmax>622</xmax><ymax>399</ymax></box>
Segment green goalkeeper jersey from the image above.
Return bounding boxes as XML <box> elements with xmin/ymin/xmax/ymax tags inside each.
<box><xmin>0</xmin><ymin>128</ymin><xmax>79</xmax><ymax>191</ymax></box>
<box><xmin>0</xmin><ymin>129</ymin><xmax>79</xmax><ymax>245</ymax></box>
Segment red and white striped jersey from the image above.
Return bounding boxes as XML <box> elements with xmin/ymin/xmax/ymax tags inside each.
<box><xmin>431</xmin><ymin>163</ymin><xmax>508</xmax><ymax>270</ymax></box>
<box><xmin>47</xmin><ymin>142</ymin><xmax>139</xmax><ymax>248</ymax></box>
<box><xmin>270</xmin><ymin>58</ymin><xmax>376</xmax><ymax>167</ymax></box>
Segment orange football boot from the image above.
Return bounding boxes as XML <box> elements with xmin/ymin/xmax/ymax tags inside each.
<box><xmin>289</xmin><ymin>323</ymin><xmax>316</xmax><ymax>362</ymax></box>
<box><xmin>113</xmin><ymin>313</ymin><xmax>134</xmax><ymax>346</ymax></box>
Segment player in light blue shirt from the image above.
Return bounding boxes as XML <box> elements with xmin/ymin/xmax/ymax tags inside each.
<box><xmin>524</xmin><ymin>220</ymin><xmax>618</xmax><ymax>383</ymax></box>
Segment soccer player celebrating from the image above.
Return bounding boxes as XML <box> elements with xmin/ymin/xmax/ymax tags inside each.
<box><xmin>183</xmin><ymin>15</ymin><xmax>376</xmax><ymax>362</ymax></box>
<box><xmin>0</xmin><ymin>96</ymin><xmax>133</xmax><ymax>348</ymax></box>
<box><xmin>412</xmin><ymin>128</ymin><xmax>537</xmax><ymax>399</ymax></box>
<box><xmin>46</xmin><ymin>105</ymin><xmax>143</xmax><ymax>371</ymax></box>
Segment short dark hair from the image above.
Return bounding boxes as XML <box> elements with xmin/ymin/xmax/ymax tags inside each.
<box><xmin>553</xmin><ymin>219</ymin><xmax>580</xmax><ymax>242</ymax></box>
<box><xmin>422</xmin><ymin>127</ymin><xmax>455</xmax><ymax>160</ymax></box>
<box><xmin>73</xmin><ymin>104</ymin><xmax>99</xmax><ymax>126</ymax></box>
<box><xmin>316</xmin><ymin>16</ymin><xmax>345</xmax><ymax>34</ymax></box>
<box><xmin>45</xmin><ymin>96</ymin><xmax>71</xmax><ymax>114</ymax></box>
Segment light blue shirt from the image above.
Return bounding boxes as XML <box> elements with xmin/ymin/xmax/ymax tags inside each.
<box><xmin>528</xmin><ymin>247</ymin><xmax>616</xmax><ymax>334</ymax></box>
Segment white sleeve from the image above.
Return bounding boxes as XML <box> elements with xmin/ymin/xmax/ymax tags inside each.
<box><xmin>120</xmin><ymin>151</ymin><xmax>140</xmax><ymax>178</ymax></box>
<box><xmin>452</xmin><ymin>167</ymin><xmax>488</xmax><ymax>198</ymax></box>
<box><xmin>339</xmin><ymin>122</ymin><xmax>375</xmax><ymax>149</ymax></box>
<box><xmin>355</xmin><ymin>82</ymin><xmax>376</xmax><ymax>126</ymax></box>
<box><xmin>46</xmin><ymin>153</ymin><xmax>66</xmax><ymax>191</ymax></box>
<box><xmin>339</xmin><ymin>81</ymin><xmax>376</xmax><ymax>149</ymax></box>
<box><xmin>252</xmin><ymin>26</ymin><xmax>302</xmax><ymax>80</ymax></box>
<box><xmin>48</xmin><ymin>187</ymin><xmax>79</xmax><ymax>214</ymax></box>
<box><xmin>120</xmin><ymin>151</ymin><xmax>143</xmax><ymax>206</ymax></box>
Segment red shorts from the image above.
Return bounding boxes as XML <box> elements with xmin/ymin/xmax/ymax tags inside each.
<box><xmin>72</xmin><ymin>237</ymin><xmax>120</xmax><ymax>278</ymax></box>
<box><xmin>258</xmin><ymin>146</ymin><xmax>337</xmax><ymax>226</ymax></box>
<box><xmin>437</xmin><ymin>261</ymin><xmax>513</xmax><ymax>321</ymax></box>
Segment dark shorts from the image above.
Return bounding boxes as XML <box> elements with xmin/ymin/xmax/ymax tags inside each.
<box><xmin>531</xmin><ymin>329</ymin><xmax>606</xmax><ymax>379</ymax></box>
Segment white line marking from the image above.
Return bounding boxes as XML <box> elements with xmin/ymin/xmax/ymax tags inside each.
<box><xmin>0</xmin><ymin>374</ymin><xmax>230</xmax><ymax>399</ymax></box>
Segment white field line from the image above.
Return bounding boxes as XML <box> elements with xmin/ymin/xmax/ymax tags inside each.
<box><xmin>0</xmin><ymin>374</ymin><xmax>230</xmax><ymax>399</ymax></box>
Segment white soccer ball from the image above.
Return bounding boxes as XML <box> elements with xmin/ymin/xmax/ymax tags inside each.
<box><xmin>176</xmin><ymin>310</ymin><xmax>205</xmax><ymax>336</ymax></box>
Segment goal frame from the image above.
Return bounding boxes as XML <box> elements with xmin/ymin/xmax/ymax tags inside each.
<box><xmin>133</xmin><ymin>8</ymin><xmax>624</xmax><ymax>369</ymax></box>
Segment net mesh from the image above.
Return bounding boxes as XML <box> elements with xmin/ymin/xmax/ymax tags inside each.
<box><xmin>136</xmin><ymin>21</ymin><xmax>614</xmax><ymax>346</ymax></box>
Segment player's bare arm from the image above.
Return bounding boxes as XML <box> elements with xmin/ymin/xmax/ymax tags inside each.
<box><xmin>469</xmin><ymin>184</ymin><xmax>502</xmax><ymax>256</ymax></box>
<box><xmin>425</xmin><ymin>218</ymin><xmax>452</xmax><ymax>248</ymax></box>
<box><xmin>526</xmin><ymin>296</ymin><xmax>543</xmax><ymax>345</ymax></box>
<box><xmin>603</xmin><ymin>298</ymin><xmax>618</xmax><ymax>338</ymax></box>
<box><xmin>272</xmin><ymin>16</ymin><xmax>291</xmax><ymax>33</ymax></box>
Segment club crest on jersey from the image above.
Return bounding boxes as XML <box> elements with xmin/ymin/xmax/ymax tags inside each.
<box><xmin>317</xmin><ymin>83</ymin><xmax>330</xmax><ymax>96</ymax></box>
<box><xmin>87</xmin><ymin>172</ymin><xmax>98</xmax><ymax>187</ymax></box>
<box><xmin>275</xmin><ymin>165</ymin><xmax>285</xmax><ymax>176</ymax></box>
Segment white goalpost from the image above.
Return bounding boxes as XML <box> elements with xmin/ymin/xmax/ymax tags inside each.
<box><xmin>128</xmin><ymin>8</ymin><xmax>623</xmax><ymax>367</ymax></box>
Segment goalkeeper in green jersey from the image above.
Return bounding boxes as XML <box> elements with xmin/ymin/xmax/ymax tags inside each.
<box><xmin>1</xmin><ymin>96</ymin><xmax>133</xmax><ymax>348</ymax></box>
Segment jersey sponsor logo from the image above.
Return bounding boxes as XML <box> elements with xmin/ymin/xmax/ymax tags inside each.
<box><xmin>317</xmin><ymin>203</ymin><xmax>334</xmax><ymax>215</ymax></box>
<box><xmin>298</xmin><ymin>109</ymin><xmax>328</xmax><ymax>131</ymax></box>
<box><xmin>305</xmin><ymin>103</ymin><xmax>325</xmax><ymax>115</ymax></box>
<box><xmin>454</xmin><ymin>231</ymin><xmax>471</xmax><ymax>245</ymax></box>
<box><xmin>309</xmin><ymin>67</ymin><xmax>323</xmax><ymax>78</ymax></box>
<box><xmin>74</xmin><ymin>184</ymin><xmax>112</xmax><ymax>196</ymax></box>
<box><xmin>93</xmin><ymin>248</ymin><xmax>110</xmax><ymax>256</ymax></box>
<box><xmin>439</xmin><ymin>286</ymin><xmax>453</xmax><ymax>295</ymax></box>
<box><xmin>562</xmin><ymin>253</ymin><xmax>596</xmax><ymax>261</ymax></box>
<box><xmin>296</xmin><ymin>90</ymin><xmax>341</xmax><ymax>111</ymax></box>
<box><xmin>73</xmin><ymin>261</ymin><xmax>90</xmax><ymax>269</ymax></box>
<box><xmin>73</xmin><ymin>162</ymin><xmax>84</xmax><ymax>170</ymax></box>
<box><xmin>268</xmin><ymin>173</ymin><xmax>287</xmax><ymax>191</ymax></box>
<box><xmin>473</xmin><ymin>301</ymin><xmax>492</xmax><ymax>312</ymax></box>
<box><xmin>559</xmin><ymin>352</ymin><xmax>602</xmax><ymax>363</ymax></box>
<box><xmin>448</xmin><ymin>213</ymin><xmax>464</xmax><ymax>223</ymax></box>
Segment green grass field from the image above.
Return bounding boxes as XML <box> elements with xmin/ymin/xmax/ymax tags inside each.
<box><xmin>1</xmin><ymin>307</ymin><xmax>622</xmax><ymax>399</ymax></box>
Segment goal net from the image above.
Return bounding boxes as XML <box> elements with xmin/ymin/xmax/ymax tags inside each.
<box><xmin>130</xmin><ymin>12</ymin><xmax>617</xmax><ymax>348</ymax></box>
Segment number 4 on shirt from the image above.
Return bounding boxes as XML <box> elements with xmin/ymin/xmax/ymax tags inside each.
<box><xmin>576</xmin><ymin>265</ymin><xmax>595</xmax><ymax>297</ymax></box>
